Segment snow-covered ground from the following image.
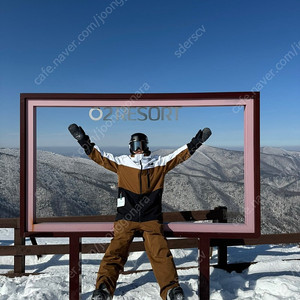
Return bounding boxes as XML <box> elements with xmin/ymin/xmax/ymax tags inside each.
<box><xmin>0</xmin><ymin>228</ymin><xmax>299</xmax><ymax>299</ymax></box>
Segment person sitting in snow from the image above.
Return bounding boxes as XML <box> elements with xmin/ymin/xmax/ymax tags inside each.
<box><xmin>69</xmin><ymin>124</ymin><xmax>212</xmax><ymax>300</ymax></box>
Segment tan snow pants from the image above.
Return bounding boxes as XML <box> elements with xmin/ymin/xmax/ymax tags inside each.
<box><xmin>95</xmin><ymin>220</ymin><xmax>179</xmax><ymax>300</ymax></box>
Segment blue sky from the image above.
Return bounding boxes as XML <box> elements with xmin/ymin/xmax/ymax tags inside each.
<box><xmin>0</xmin><ymin>0</ymin><xmax>299</xmax><ymax>150</ymax></box>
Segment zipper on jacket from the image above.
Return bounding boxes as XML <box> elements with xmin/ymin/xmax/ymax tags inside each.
<box><xmin>139</xmin><ymin>161</ymin><xmax>143</xmax><ymax>222</ymax></box>
<box><xmin>139</xmin><ymin>161</ymin><xmax>143</xmax><ymax>194</ymax></box>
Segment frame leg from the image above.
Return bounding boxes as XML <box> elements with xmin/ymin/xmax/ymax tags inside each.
<box><xmin>198</xmin><ymin>238</ymin><xmax>210</xmax><ymax>300</ymax></box>
<box><xmin>69</xmin><ymin>235</ymin><xmax>82</xmax><ymax>300</ymax></box>
<box><xmin>14</xmin><ymin>228</ymin><xmax>25</xmax><ymax>274</ymax></box>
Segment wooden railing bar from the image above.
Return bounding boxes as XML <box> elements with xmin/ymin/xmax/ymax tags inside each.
<box><xmin>0</xmin><ymin>208</ymin><xmax>226</xmax><ymax>228</ymax></box>
<box><xmin>1</xmin><ymin>233</ymin><xmax>299</xmax><ymax>257</ymax></box>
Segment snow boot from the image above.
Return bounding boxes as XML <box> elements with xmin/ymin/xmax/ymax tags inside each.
<box><xmin>91</xmin><ymin>283</ymin><xmax>112</xmax><ymax>300</ymax></box>
<box><xmin>167</xmin><ymin>286</ymin><xmax>185</xmax><ymax>300</ymax></box>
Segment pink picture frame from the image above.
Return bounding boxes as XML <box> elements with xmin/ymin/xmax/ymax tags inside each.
<box><xmin>20</xmin><ymin>92</ymin><xmax>260</xmax><ymax>238</ymax></box>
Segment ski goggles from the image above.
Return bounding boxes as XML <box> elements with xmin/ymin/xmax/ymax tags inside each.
<box><xmin>129</xmin><ymin>140</ymin><xmax>148</xmax><ymax>152</ymax></box>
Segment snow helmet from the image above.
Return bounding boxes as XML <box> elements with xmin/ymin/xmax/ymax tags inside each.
<box><xmin>129</xmin><ymin>133</ymin><xmax>150</xmax><ymax>155</ymax></box>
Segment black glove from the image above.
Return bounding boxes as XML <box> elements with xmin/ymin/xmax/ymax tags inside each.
<box><xmin>187</xmin><ymin>127</ymin><xmax>212</xmax><ymax>155</ymax></box>
<box><xmin>68</xmin><ymin>123</ymin><xmax>95</xmax><ymax>155</ymax></box>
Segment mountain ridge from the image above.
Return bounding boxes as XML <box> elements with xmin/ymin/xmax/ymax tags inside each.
<box><xmin>0</xmin><ymin>146</ymin><xmax>299</xmax><ymax>234</ymax></box>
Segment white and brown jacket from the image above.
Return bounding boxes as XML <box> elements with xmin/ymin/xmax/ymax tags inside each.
<box><xmin>88</xmin><ymin>145</ymin><xmax>191</xmax><ymax>222</ymax></box>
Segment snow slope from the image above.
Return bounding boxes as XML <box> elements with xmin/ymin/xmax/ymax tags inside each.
<box><xmin>0</xmin><ymin>228</ymin><xmax>299</xmax><ymax>299</ymax></box>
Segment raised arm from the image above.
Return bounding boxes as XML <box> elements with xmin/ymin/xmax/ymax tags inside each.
<box><xmin>68</xmin><ymin>123</ymin><xmax>118</xmax><ymax>173</ymax></box>
<box><xmin>163</xmin><ymin>127</ymin><xmax>212</xmax><ymax>172</ymax></box>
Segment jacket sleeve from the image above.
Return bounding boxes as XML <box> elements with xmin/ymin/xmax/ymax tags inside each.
<box><xmin>88</xmin><ymin>145</ymin><xmax>119</xmax><ymax>173</ymax></box>
<box><xmin>162</xmin><ymin>145</ymin><xmax>191</xmax><ymax>173</ymax></box>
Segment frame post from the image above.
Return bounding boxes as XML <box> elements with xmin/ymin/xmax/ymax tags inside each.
<box><xmin>69</xmin><ymin>235</ymin><xmax>82</xmax><ymax>300</ymax></box>
<box><xmin>198</xmin><ymin>238</ymin><xmax>210</xmax><ymax>300</ymax></box>
<box><xmin>14</xmin><ymin>227</ymin><xmax>25</xmax><ymax>274</ymax></box>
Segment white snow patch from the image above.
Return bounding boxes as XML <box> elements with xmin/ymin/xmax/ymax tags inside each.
<box><xmin>0</xmin><ymin>229</ymin><xmax>299</xmax><ymax>299</ymax></box>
